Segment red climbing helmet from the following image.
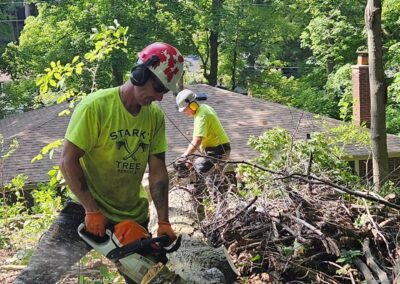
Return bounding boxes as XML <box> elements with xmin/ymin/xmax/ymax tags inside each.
<box><xmin>138</xmin><ymin>42</ymin><xmax>184</xmax><ymax>93</ymax></box>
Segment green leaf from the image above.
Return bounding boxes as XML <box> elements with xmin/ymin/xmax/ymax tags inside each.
<box><xmin>57</xmin><ymin>95</ymin><xmax>66</xmax><ymax>104</ymax></box>
<box><xmin>72</xmin><ymin>55</ymin><xmax>79</xmax><ymax>64</ymax></box>
<box><xmin>84</xmin><ymin>53</ymin><xmax>95</xmax><ymax>60</ymax></box>
<box><xmin>48</xmin><ymin>168</ymin><xmax>58</xmax><ymax>176</ymax></box>
<box><xmin>250</xmin><ymin>254</ymin><xmax>261</xmax><ymax>262</ymax></box>
<box><xmin>49</xmin><ymin>177</ymin><xmax>58</xmax><ymax>186</ymax></box>
<box><xmin>282</xmin><ymin>245</ymin><xmax>294</xmax><ymax>256</ymax></box>
<box><xmin>36</xmin><ymin>77</ymin><xmax>44</xmax><ymax>86</ymax></box>
<box><xmin>58</xmin><ymin>109</ymin><xmax>71</xmax><ymax>116</ymax></box>
<box><xmin>31</xmin><ymin>154</ymin><xmax>43</xmax><ymax>163</ymax></box>
<box><xmin>40</xmin><ymin>84</ymin><xmax>48</xmax><ymax>94</ymax></box>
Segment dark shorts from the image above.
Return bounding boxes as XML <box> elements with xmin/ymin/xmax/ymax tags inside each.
<box><xmin>194</xmin><ymin>143</ymin><xmax>231</xmax><ymax>174</ymax></box>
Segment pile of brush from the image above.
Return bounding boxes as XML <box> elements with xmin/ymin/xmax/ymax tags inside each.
<box><xmin>180</xmin><ymin>170</ymin><xmax>400</xmax><ymax>284</ymax></box>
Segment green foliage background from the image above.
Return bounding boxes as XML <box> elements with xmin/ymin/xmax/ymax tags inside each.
<box><xmin>1</xmin><ymin>0</ymin><xmax>400</xmax><ymax>132</ymax></box>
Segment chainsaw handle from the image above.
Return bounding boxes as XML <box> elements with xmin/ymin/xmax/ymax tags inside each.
<box><xmin>154</xmin><ymin>234</ymin><xmax>181</xmax><ymax>252</ymax></box>
<box><xmin>153</xmin><ymin>235</ymin><xmax>170</xmax><ymax>247</ymax></box>
<box><xmin>106</xmin><ymin>235</ymin><xmax>180</xmax><ymax>260</ymax></box>
<box><xmin>77</xmin><ymin>223</ymin><xmax>117</xmax><ymax>256</ymax></box>
<box><xmin>79</xmin><ymin>227</ymin><xmax>110</xmax><ymax>244</ymax></box>
<box><xmin>164</xmin><ymin>235</ymin><xmax>182</xmax><ymax>253</ymax></box>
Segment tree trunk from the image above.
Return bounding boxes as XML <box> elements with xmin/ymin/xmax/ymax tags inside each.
<box><xmin>365</xmin><ymin>0</ymin><xmax>389</xmax><ymax>188</ymax></box>
<box><xmin>208</xmin><ymin>0</ymin><xmax>224</xmax><ymax>87</ymax></box>
<box><xmin>10</xmin><ymin>0</ymin><xmax>19</xmax><ymax>41</ymax></box>
<box><xmin>145</xmin><ymin>174</ymin><xmax>237</xmax><ymax>283</ymax></box>
<box><xmin>326</xmin><ymin>59</ymin><xmax>334</xmax><ymax>74</ymax></box>
<box><xmin>24</xmin><ymin>1</ymin><xmax>31</xmax><ymax>18</ymax></box>
<box><xmin>209</xmin><ymin>30</ymin><xmax>218</xmax><ymax>86</ymax></box>
<box><xmin>111</xmin><ymin>63</ymin><xmax>123</xmax><ymax>85</ymax></box>
<box><xmin>231</xmin><ymin>36</ymin><xmax>238</xmax><ymax>91</ymax></box>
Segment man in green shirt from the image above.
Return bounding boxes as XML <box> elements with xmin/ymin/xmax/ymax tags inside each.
<box><xmin>176</xmin><ymin>89</ymin><xmax>231</xmax><ymax>175</ymax></box>
<box><xmin>15</xmin><ymin>42</ymin><xmax>184</xmax><ymax>284</ymax></box>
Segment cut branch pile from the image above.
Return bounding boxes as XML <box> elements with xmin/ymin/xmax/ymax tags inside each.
<box><xmin>172</xmin><ymin>165</ymin><xmax>400</xmax><ymax>283</ymax></box>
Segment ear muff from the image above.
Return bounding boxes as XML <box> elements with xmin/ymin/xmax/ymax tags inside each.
<box><xmin>130</xmin><ymin>55</ymin><xmax>161</xmax><ymax>86</ymax></box>
<box><xmin>130</xmin><ymin>65</ymin><xmax>151</xmax><ymax>86</ymax></box>
<box><xmin>188</xmin><ymin>101</ymin><xmax>198</xmax><ymax>111</ymax></box>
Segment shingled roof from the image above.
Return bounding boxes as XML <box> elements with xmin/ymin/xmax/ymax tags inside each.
<box><xmin>1</xmin><ymin>84</ymin><xmax>400</xmax><ymax>187</ymax></box>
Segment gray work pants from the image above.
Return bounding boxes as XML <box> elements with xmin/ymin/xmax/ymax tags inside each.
<box><xmin>14</xmin><ymin>201</ymin><xmax>91</xmax><ymax>283</ymax></box>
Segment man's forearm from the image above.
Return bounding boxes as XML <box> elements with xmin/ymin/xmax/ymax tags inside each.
<box><xmin>183</xmin><ymin>143</ymin><xmax>196</xmax><ymax>157</ymax></box>
<box><xmin>148</xmin><ymin>152</ymin><xmax>170</xmax><ymax>222</ymax></box>
<box><xmin>183</xmin><ymin>136</ymin><xmax>202</xmax><ymax>157</ymax></box>
<box><xmin>60</xmin><ymin>158</ymin><xmax>98</xmax><ymax>212</ymax></box>
<box><xmin>149</xmin><ymin>178</ymin><xmax>169</xmax><ymax>222</ymax></box>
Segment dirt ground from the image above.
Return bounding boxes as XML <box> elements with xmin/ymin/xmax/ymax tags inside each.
<box><xmin>0</xmin><ymin>249</ymin><xmax>21</xmax><ymax>284</ymax></box>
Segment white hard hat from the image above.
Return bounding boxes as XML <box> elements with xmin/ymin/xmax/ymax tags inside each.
<box><xmin>176</xmin><ymin>89</ymin><xmax>196</xmax><ymax>112</ymax></box>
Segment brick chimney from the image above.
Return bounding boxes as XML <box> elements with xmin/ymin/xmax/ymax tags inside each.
<box><xmin>352</xmin><ymin>51</ymin><xmax>370</xmax><ymax>128</ymax></box>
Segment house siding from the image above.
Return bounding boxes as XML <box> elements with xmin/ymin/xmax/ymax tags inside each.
<box><xmin>358</xmin><ymin>157</ymin><xmax>400</xmax><ymax>185</ymax></box>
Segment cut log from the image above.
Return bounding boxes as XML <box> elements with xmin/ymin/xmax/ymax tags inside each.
<box><xmin>147</xmin><ymin>178</ymin><xmax>238</xmax><ymax>283</ymax></box>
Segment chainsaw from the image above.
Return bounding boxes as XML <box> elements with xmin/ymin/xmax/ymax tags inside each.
<box><xmin>77</xmin><ymin>223</ymin><xmax>181</xmax><ymax>283</ymax></box>
<box><xmin>173</xmin><ymin>157</ymin><xmax>193</xmax><ymax>178</ymax></box>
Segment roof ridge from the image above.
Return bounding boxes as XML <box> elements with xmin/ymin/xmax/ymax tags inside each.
<box><xmin>191</xmin><ymin>83</ymin><xmax>344</xmax><ymax>125</ymax></box>
<box><xmin>0</xmin><ymin>103</ymin><xmax>67</xmax><ymax>139</ymax></box>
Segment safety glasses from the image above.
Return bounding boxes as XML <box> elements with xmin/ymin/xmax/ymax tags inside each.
<box><xmin>151</xmin><ymin>75</ymin><xmax>169</xmax><ymax>94</ymax></box>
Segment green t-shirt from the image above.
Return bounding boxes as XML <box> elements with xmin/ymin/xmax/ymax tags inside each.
<box><xmin>193</xmin><ymin>104</ymin><xmax>230</xmax><ymax>149</ymax></box>
<box><xmin>65</xmin><ymin>87</ymin><xmax>168</xmax><ymax>223</ymax></box>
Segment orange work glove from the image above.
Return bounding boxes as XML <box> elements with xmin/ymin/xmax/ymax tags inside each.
<box><xmin>85</xmin><ymin>211</ymin><xmax>108</xmax><ymax>237</ymax></box>
<box><xmin>157</xmin><ymin>221</ymin><xmax>177</xmax><ymax>245</ymax></box>
<box><xmin>114</xmin><ymin>220</ymin><xmax>149</xmax><ymax>246</ymax></box>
